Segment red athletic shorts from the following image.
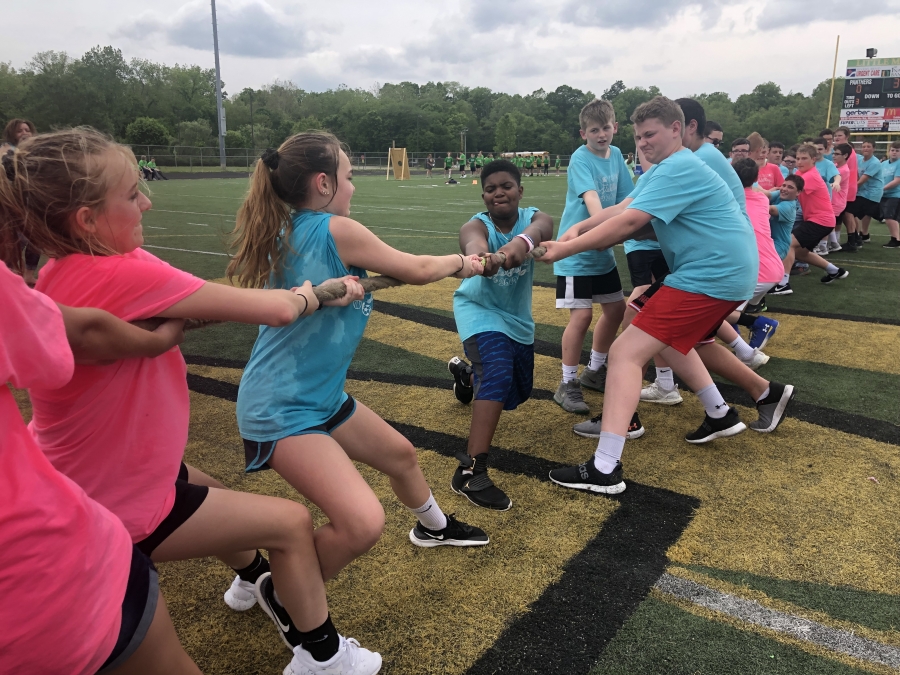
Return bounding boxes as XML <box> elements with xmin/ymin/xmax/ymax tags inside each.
<box><xmin>631</xmin><ymin>284</ymin><xmax>742</xmax><ymax>355</ymax></box>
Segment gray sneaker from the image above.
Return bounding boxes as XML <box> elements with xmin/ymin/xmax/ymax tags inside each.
<box><xmin>749</xmin><ymin>382</ymin><xmax>795</xmax><ymax>433</ymax></box>
<box><xmin>573</xmin><ymin>412</ymin><xmax>645</xmax><ymax>439</ymax></box>
<box><xmin>553</xmin><ymin>380</ymin><xmax>590</xmax><ymax>414</ymax></box>
<box><xmin>579</xmin><ymin>364</ymin><xmax>607</xmax><ymax>392</ymax></box>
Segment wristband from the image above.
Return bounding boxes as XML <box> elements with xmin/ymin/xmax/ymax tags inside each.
<box><xmin>456</xmin><ymin>253</ymin><xmax>465</xmax><ymax>274</ymax></box>
<box><xmin>298</xmin><ymin>293</ymin><xmax>309</xmax><ymax>315</ymax></box>
<box><xmin>515</xmin><ymin>233</ymin><xmax>535</xmax><ymax>252</ymax></box>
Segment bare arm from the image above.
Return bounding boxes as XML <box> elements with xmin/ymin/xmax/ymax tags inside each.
<box><xmin>582</xmin><ymin>190</ymin><xmax>604</xmax><ymax>217</ymax></box>
<box><xmin>559</xmin><ymin>198</ymin><xmax>633</xmax><ymax>242</ymax></box>
<box><xmin>768</xmin><ymin>205</ymin><xmax>780</xmax><ymax>217</ymax></box>
<box><xmin>157</xmin><ymin>280</ymin><xmax>319</xmax><ymax>326</ymax></box>
<box><xmin>858</xmin><ymin>174</ymin><xmax>870</xmax><ymax>187</ymax></box>
<box><xmin>330</xmin><ymin>215</ymin><xmax>482</xmax><ymax>284</ymax></box>
<box><xmin>885</xmin><ymin>177</ymin><xmax>900</xmax><ymax>192</ymax></box>
<box><xmin>58</xmin><ymin>305</ymin><xmax>185</xmax><ymax>364</ymax></box>
<box><xmin>540</xmin><ymin>208</ymin><xmax>653</xmax><ymax>263</ymax></box>
<box><xmin>832</xmin><ymin>174</ymin><xmax>841</xmax><ymax>194</ymax></box>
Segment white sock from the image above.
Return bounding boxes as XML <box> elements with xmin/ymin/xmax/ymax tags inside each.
<box><xmin>655</xmin><ymin>367</ymin><xmax>675</xmax><ymax>392</ymax></box>
<box><xmin>696</xmin><ymin>384</ymin><xmax>729</xmax><ymax>419</ymax></box>
<box><xmin>825</xmin><ymin>263</ymin><xmax>839</xmax><ymax>275</ymax></box>
<box><xmin>593</xmin><ymin>431</ymin><xmax>625</xmax><ymax>474</ymax></box>
<box><xmin>728</xmin><ymin>336</ymin><xmax>755</xmax><ymax>361</ymax></box>
<box><xmin>828</xmin><ymin>230</ymin><xmax>839</xmax><ymax>244</ymax></box>
<box><xmin>756</xmin><ymin>386</ymin><xmax>771</xmax><ymax>403</ymax></box>
<box><xmin>562</xmin><ymin>364</ymin><xmax>579</xmax><ymax>383</ymax></box>
<box><xmin>781</xmin><ymin>273</ymin><xmax>790</xmax><ymax>285</ymax></box>
<box><xmin>589</xmin><ymin>350</ymin><xmax>607</xmax><ymax>371</ymax></box>
<box><xmin>409</xmin><ymin>493</ymin><xmax>448</xmax><ymax>531</ymax></box>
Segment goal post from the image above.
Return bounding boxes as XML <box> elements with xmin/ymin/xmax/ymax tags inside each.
<box><xmin>386</xmin><ymin>147</ymin><xmax>411</xmax><ymax>180</ymax></box>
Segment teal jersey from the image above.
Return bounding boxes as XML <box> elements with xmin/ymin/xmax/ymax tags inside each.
<box><xmin>881</xmin><ymin>159</ymin><xmax>900</xmax><ymax>198</ymax></box>
<box><xmin>628</xmin><ymin>149</ymin><xmax>757</xmax><ymax>301</ymax></box>
<box><xmin>768</xmin><ymin>193</ymin><xmax>797</xmax><ymax>259</ymax></box>
<box><xmin>623</xmin><ymin>172</ymin><xmax>661</xmax><ymax>255</ymax></box>
<box><xmin>237</xmin><ymin>211</ymin><xmax>373</xmax><ymax>442</ymax></box>
<box><xmin>554</xmin><ymin>144</ymin><xmax>633</xmax><ymax>277</ymax></box>
<box><xmin>857</xmin><ymin>155</ymin><xmax>884</xmax><ymax>202</ymax></box>
<box><xmin>815</xmin><ymin>158</ymin><xmax>839</xmax><ymax>197</ymax></box>
<box><xmin>453</xmin><ymin>207</ymin><xmax>537</xmax><ymax>344</ymax></box>
<box><xmin>694</xmin><ymin>142</ymin><xmax>748</xmax><ymax>219</ymax></box>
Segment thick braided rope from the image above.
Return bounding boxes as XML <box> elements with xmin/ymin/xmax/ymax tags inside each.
<box><xmin>138</xmin><ymin>246</ymin><xmax>547</xmax><ymax>331</ymax></box>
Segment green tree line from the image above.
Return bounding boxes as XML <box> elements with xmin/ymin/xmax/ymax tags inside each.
<box><xmin>0</xmin><ymin>45</ymin><xmax>844</xmax><ymax>155</ymax></box>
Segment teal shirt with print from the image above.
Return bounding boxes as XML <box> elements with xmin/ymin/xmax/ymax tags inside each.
<box><xmin>454</xmin><ymin>208</ymin><xmax>536</xmax><ymax>345</ymax></box>
<box><xmin>881</xmin><ymin>159</ymin><xmax>900</xmax><ymax>198</ymax></box>
<box><xmin>237</xmin><ymin>211</ymin><xmax>373</xmax><ymax>443</ymax></box>
<box><xmin>627</xmin><ymin>149</ymin><xmax>757</xmax><ymax>301</ymax></box>
<box><xmin>554</xmin><ymin>144</ymin><xmax>633</xmax><ymax>277</ymax></box>
<box><xmin>857</xmin><ymin>155</ymin><xmax>884</xmax><ymax>202</ymax></box>
<box><xmin>768</xmin><ymin>192</ymin><xmax>797</xmax><ymax>259</ymax></box>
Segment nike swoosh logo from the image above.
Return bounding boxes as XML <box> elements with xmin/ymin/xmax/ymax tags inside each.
<box><xmin>268</xmin><ymin>595</ymin><xmax>292</xmax><ymax>632</ymax></box>
<box><xmin>423</xmin><ymin>532</ymin><xmax>445</xmax><ymax>540</ymax></box>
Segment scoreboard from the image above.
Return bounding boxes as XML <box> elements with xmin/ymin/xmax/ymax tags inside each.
<box><xmin>841</xmin><ymin>57</ymin><xmax>900</xmax><ymax>131</ymax></box>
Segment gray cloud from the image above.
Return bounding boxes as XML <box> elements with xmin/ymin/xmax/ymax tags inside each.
<box><xmin>559</xmin><ymin>0</ymin><xmax>740</xmax><ymax>30</ymax></box>
<box><xmin>118</xmin><ymin>0</ymin><xmax>321</xmax><ymax>58</ymax></box>
<box><xmin>756</xmin><ymin>0</ymin><xmax>900</xmax><ymax>29</ymax></box>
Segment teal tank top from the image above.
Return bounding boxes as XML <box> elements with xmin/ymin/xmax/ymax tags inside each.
<box><xmin>453</xmin><ymin>207</ymin><xmax>536</xmax><ymax>345</ymax></box>
<box><xmin>237</xmin><ymin>211</ymin><xmax>373</xmax><ymax>442</ymax></box>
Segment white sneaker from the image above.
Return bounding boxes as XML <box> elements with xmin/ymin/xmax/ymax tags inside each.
<box><xmin>827</xmin><ymin>241</ymin><xmax>842</xmax><ymax>253</ymax></box>
<box><xmin>639</xmin><ymin>382</ymin><xmax>683</xmax><ymax>405</ymax></box>
<box><xmin>813</xmin><ymin>243</ymin><xmax>829</xmax><ymax>256</ymax></box>
<box><xmin>284</xmin><ymin>636</ymin><xmax>382</xmax><ymax>675</ymax></box>
<box><xmin>739</xmin><ymin>349</ymin><xmax>770</xmax><ymax>371</ymax></box>
<box><xmin>223</xmin><ymin>575</ymin><xmax>257</xmax><ymax>611</ymax></box>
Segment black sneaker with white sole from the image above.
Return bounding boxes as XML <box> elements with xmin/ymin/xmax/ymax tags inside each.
<box><xmin>409</xmin><ymin>513</ymin><xmax>489</xmax><ymax>548</ymax></box>
<box><xmin>448</xmin><ymin>356</ymin><xmax>473</xmax><ymax>404</ymax></box>
<box><xmin>684</xmin><ymin>407</ymin><xmax>746</xmax><ymax>444</ymax></box>
<box><xmin>255</xmin><ymin>572</ymin><xmax>301</xmax><ymax>650</ymax></box>
<box><xmin>451</xmin><ymin>452</ymin><xmax>511</xmax><ymax>511</ymax></box>
<box><xmin>769</xmin><ymin>282</ymin><xmax>792</xmax><ymax>295</ymax></box>
<box><xmin>749</xmin><ymin>382</ymin><xmax>795</xmax><ymax>433</ymax></box>
<box><xmin>820</xmin><ymin>268</ymin><xmax>849</xmax><ymax>284</ymax></box>
<box><xmin>549</xmin><ymin>459</ymin><xmax>626</xmax><ymax>495</ymax></box>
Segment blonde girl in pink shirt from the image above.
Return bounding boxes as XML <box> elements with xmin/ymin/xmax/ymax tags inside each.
<box><xmin>1</xmin><ymin>128</ymin><xmax>381</xmax><ymax>675</ymax></box>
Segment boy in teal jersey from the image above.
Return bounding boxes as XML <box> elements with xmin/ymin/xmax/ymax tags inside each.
<box><xmin>813</xmin><ymin>138</ymin><xmax>840</xmax><ymax>197</ymax></box>
<box><xmin>444</xmin><ymin>152</ymin><xmax>453</xmax><ymax>181</ymax></box>
<box><xmin>880</xmin><ymin>140</ymin><xmax>900</xmax><ymax>247</ymax></box>
<box><xmin>853</xmin><ymin>140</ymin><xmax>885</xmax><ymax>242</ymax></box>
<box><xmin>447</xmin><ymin>160</ymin><xmax>553</xmax><ymax>510</ymax></box>
<box><xmin>552</xmin><ymin>99</ymin><xmax>631</xmax><ymax>415</ymax></box>
<box><xmin>768</xmin><ymin>175</ymin><xmax>803</xmax><ymax>261</ymax></box>
<box><xmin>819</xmin><ymin>128</ymin><xmax>834</xmax><ymax>161</ymax></box>
<box><xmin>541</xmin><ymin>96</ymin><xmax>763</xmax><ymax>495</ymax></box>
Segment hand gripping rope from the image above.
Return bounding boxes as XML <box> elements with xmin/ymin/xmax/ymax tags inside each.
<box><xmin>136</xmin><ymin>246</ymin><xmax>547</xmax><ymax>332</ymax></box>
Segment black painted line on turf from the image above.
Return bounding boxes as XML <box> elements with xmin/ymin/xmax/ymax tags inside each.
<box><xmin>765</xmin><ymin>306</ymin><xmax>900</xmax><ymax>327</ymax></box>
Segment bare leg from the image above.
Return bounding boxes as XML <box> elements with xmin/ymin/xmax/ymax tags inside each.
<box><xmin>860</xmin><ymin>215</ymin><xmax>872</xmax><ymax>236</ymax></box>
<box><xmin>592</xmin><ymin>300</ymin><xmax>626</xmax><ymax>354</ymax></box>
<box><xmin>696</xmin><ymin>343</ymin><xmax>769</xmax><ymax>400</ymax></box>
<box><xmin>106</xmin><ymin>591</ymin><xmax>201</xmax><ymax>675</ymax></box>
<box><xmin>561</xmin><ymin>308</ymin><xmax>593</xmax><ymax>369</ymax></box>
<box><xmin>795</xmin><ymin>246</ymin><xmax>831</xmax><ymax>270</ymax></box>
<box><xmin>466</xmin><ymin>400</ymin><xmax>504</xmax><ymax>457</ymax></box>
<box><xmin>886</xmin><ymin>218</ymin><xmax>899</xmax><ymax>240</ymax></box>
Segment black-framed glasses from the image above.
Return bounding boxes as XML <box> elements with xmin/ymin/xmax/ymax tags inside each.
<box><xmin>706</xmin><ymin>137</ymin><xmax>721</xmax><ymax>146</ymax></box>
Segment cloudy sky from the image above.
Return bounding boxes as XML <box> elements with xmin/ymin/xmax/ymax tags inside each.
<box><xmin>6</xmin><ymin>0</ymin><xmax>900</xmax><ymax>98</ymax></box>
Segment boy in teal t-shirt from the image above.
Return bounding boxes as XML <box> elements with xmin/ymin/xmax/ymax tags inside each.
<box><xmin>447</xmin><ymin>159</ymin><xmax>553</xmax><ymax>511</ymax></box>
<box><xmin>552</xmin><ymin>98</ymin><xmax>632</xmax><ymax>415</ymax></box>
<box><xmin>814</xmin><ymin>138</ymin><xmax>839</xmax><ymax>197</ymax></box>
<box><xmin>854</xmin><ymin>140</ymin><xmax>885</xmax><ymax>241</ymax></box>
<box><xmin>881</xmin><ymin>141</ymin><xmax>900</xmax><ymax>247</ymax></box>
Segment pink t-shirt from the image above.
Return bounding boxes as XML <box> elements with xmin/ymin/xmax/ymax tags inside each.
<box><xmin>796</xmin><ymin>167</ymin><xmax>836</xmax><ymax>228</ymax></box>
<box><xmin>847</xmin><ymin>151</ymin><xmax>859</xmax><ymax>202</ymax></box>
<box><xmin>30</xmin><ymin>248</ymin><xmax>204</xmax><ymax>541</ymax></box>
<box><xmin>756</xmin><ymin>163</ymin><xmax>784</xmax><ymax>191</ymax></box>
<box><xmin>832</xmin><ymin>163</ymin><xmax>850</xmax><ymax>217</ymax></box>
<box><xmin>744</xmin><ymin>189</ymin><xmax>785</xmax><ymax>284</ymax></box>
<box><xmin>0</xmin><ymin>265</ymin><xmax>132</xmax><ymax>675</ymax></box>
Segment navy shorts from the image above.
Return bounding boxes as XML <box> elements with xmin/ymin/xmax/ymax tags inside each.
<box><xmin>242</xmin><ymin>396</ymin><xmax>357</xmax><ymax>472</ymax></box>
<box><xmin>463</xmin><ymin>331</ymin><xmax>534</xmax><ymax>411</ymax></box>
<box><xmin>625</xmin><ymin>249</ymin><xmax>670</xmax><ymax>288</ymax></box>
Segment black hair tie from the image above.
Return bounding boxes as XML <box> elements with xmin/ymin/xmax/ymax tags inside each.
<box><xmin>261</xmin><ymin>148</ymin><xmax>280</xmax><ymax>170</ymax></box>
<box><xmin>2</xmin><ymin>151</ymin><xmax>15</xmax><ymax>182</ymax></box>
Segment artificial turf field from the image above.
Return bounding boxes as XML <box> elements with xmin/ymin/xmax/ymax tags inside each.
<box><xmin>15</xmin><ymin>172</ymin><xmax>900</xmax><ymax>674</ymax></box>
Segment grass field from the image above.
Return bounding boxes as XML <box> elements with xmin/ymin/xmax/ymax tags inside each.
<box><xmin>16</xmin><ymin>173</ymin><xmax>900</xmax><ymax>674</ymax></box>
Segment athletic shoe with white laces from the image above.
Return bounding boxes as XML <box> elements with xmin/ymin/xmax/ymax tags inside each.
<box><xmin>748</xmin><ymin>317</ymin><xmax>779</xmax><ymax>350</ymax></box>
<box><xmin>549</xmin><ymin>459</ymin><xmax>626</xmax><ymax>495</ymax></box>
<box><xmin>684</xmin><ymin>408</ymin><xmax>746</xmax><ymax>444</ymax></box>
<box><xmin>820</xmin><ymin>268</ymin><xmax>849</xmax><ymax>284</ymax></box>
<box><xmin>553</xmin><ymin>380</ymin><xmax>590</xmax><ymax>414</ymax></box>
<box><xmin>223</xmin><ymin>575</ymin><xmax>257</xmax><ymax>611</ymax></box>
<box><xmin>738</xmin><ymin>348</ymin><xmax>770</xmax><ymax>371</ymax></box>
<box><xmin>409</xmin><ymin>514</ymin><xmax>489</xmax><ymax>548</ymax></box>
<box><xmin>749</xmin><ymin>382</ymin><xmax>795</xmax><ymax>433</ymax></box>
<box><xmin>573</xmin><ymin>412</ymin><xmax>644</xmax><ymax>439</ymax></box>
<box><xmin>579</xmin><ymin>364</ymin><xmax>607</xmax><ymax>392</ymax></box>
<box><xmin>827</xmin><ymin>241</ymin><xmax>843</xmax><ymax>253</ymax></box>
<box><xmin>639</xmin><ymin>381</ymin><xmax>683</xmax><ymax>405</ymax></box>
<box><xmin>257</xmin><ymin>572</ymin><xmax>302</xmax><ymax>650</ymax></box>
<box><xmin>769</xmin><ymin>282</ymin><xmax>793</xmax><ymax>295</ymax></box>
<box><xmin>284</xmin><ymin>636</ymin><xmax>382</xmax><ymax>675</ymax></box>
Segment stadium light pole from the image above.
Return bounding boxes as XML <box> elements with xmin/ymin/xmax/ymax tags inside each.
<box><xmin>210</xmin><ymin>0</ymin><xmax>226</xmax><ymax>169</ymax></box>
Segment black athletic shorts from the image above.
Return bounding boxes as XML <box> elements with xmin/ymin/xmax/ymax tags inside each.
<box><xmin>625</xmin><ymin>249</ymin><xmax>670</xmax><ymax>287</ymax></box>
<box><xmin>849</xmin><ymin>196</ymin><xmax>881</xmax><ymax>220</ymax></box>
<box><xmin>96</xmin><ymin>546</ymin><xmax>159</xmax><ymax>673</ymax></box>
<box><xmin>793</xmin><ymin>220</ymin><xmax>834</xmax><ymax>251</ymax></box>
<box><xmin>135</xmin><ymin>467</ymin><xmax>209</xmax><ymax>555</ymax></box>
<box><xmin>628</xmin><ymin>281</ymin><xmax>719</xmax><ymax>344</ymax></box>
<box><xmin>881</xmin><ymin>197</ymin><xmax>900</xmax><ymax>221</ymax></box>
<box><xmin>555</xmin><ymin>269</ymin><xmax>624</xmax><ymax>308</ymax></box>
<box><xmin>243</xmin><ymin>395</ymin><xmax>357</xmax><ymax>473</ymax></box>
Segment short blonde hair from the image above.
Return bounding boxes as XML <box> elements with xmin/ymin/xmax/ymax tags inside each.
<box><xmin>631</xmin><ymin>96</ymin><xmax>685</xmax><ymax>130</ymax></box>
<box><xmin>796</xmin><ymin>143</ymin><xmax>818</xmax><ymax>160</ymax></box>
<box><xmin>748</xmin><ymin>132</ymin><xmax>768</xmax><ymax>152</ymax></box>
<box><xmin>579</xmin><ymin>99</ymin><xmax>616</xmax><ymax>130</ymax></box>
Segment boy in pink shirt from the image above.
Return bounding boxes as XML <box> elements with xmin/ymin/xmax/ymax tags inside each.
<box><xmin>749</xmin><ymin>132</ymin><xmax>784</xmax><ymax>191</ymax></box>
<box><xmin>833</xmin><ymin>127</ymin><xmax>860</xmax><ymax>251</ymax></box>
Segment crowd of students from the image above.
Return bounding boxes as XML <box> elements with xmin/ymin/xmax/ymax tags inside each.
<box><xmin>440</xmin><ymin>150</ymin><xmax>562</xmax><ymax>182</ymax></box>
<box><xmin>1</xmin><ymin>94</ymin><xmax>895</xmax><ymax>673</ymax></box>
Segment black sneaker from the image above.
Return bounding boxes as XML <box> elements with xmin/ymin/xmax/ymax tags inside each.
<box><xmin>749</xmin><ymin>382</ymin><xmax>795</xmax><ymax>433</ymax></box>
<box><xmin>255</xmin><ymin>572</ymin><xmax>301</xmax><ymax>650</ymax></box>
<box><xmin>451</xmin><ymin>452</ymin><xmax>511</xmax><ymax>511</ymax></box>
<box><xmin>744</xmin><ymin>300</ymin><xmax>767</xmax><ymax>313</ymax></box>
<box><xmin>842</xmin><ymin>238</ymin><xmax>859</xmax><ymax>252</ymax></box>
<box><xmin>549</xmin><ymin>459</ymin><xmax>626</xmax><ymax>495</ymax></box>
<box><xmin>684</xmin><ymin>407</ymin><xmax>746</xmax><ymax>444</ymax></box>
<box><xmin>769</xmin><ymin>282</ymin><xmax>793</xmax><ymax>296</ymax></box>
<box><xmin>820</xmin><ymin>267</ymin><xmax>849</xmax><ymax>284</ymax></box>
<box><xmin>572</xmin><ymin>412</ymin><xmax>645</xmax><ymax>440</ymax></box>
<box><xmin>883</xmin><ymin>238</ymin><xmax>900</xmax><ymax>249</ymax></box>
<box><xmin>409</xmin><ymin>513</ymin><xmax>489</xmax><ymax>548</ymax></box>
<box><xmin>448</xmin><ymin>356</ymin><xmax>473</xmax><ymax>404</ymax></box>
<box><xmin>861</xmin><ymin>233</ymin><xmax>871</xmax><ymax>243</ymax></box>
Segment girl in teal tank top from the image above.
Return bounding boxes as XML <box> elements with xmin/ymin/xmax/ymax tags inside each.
<box><xmin>228</xmin><ymin>132</ymin><xmax>492</xmax><ymax>583</ymax></box>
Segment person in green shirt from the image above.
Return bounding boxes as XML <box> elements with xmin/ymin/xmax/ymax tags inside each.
<box><xmin>444</xmin><ymin>152</ymin><xmax>454</xmax><ymax>181</ymax></box>
<box><xmin>524</xmin><ymin>154</ymin><xmax>534</xmax><ymax>176</ymax></box>
<box><xmin>458</xmin><ymin>153</ymin><xmax>467</xmax><ymax>177</ymax></box>
<box><xmin>555</xmin><ymin>155</ymin><xmax>562</xmax><ymax>176</ymax></box>
<box><xmin>475</xmin><ymin>151</ymin><xmax>484</xmax><ymax>176</ymax></box>
<box><xmin>147</xmin><ymin>157</ymin><xmax>168</xmax><ymax>180</ymax></box>
<box><xmin>542</xmin><ymin>153</ymin><xmax>549</xmax><ymax>175</ymax></box>
<box><xmin>469</xmin><ymin>153</ymin><xmax>477</xmax><ymax>174</ymax></box>
<box><xmin>138</xmin><ymin>155</ymin><xmax>152</xmax><ymax>180</ymax></box>
<box><xmin>515</xmin><ymin>154</ymin><xmax>524</xmax><ymax>170</ymax></box>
